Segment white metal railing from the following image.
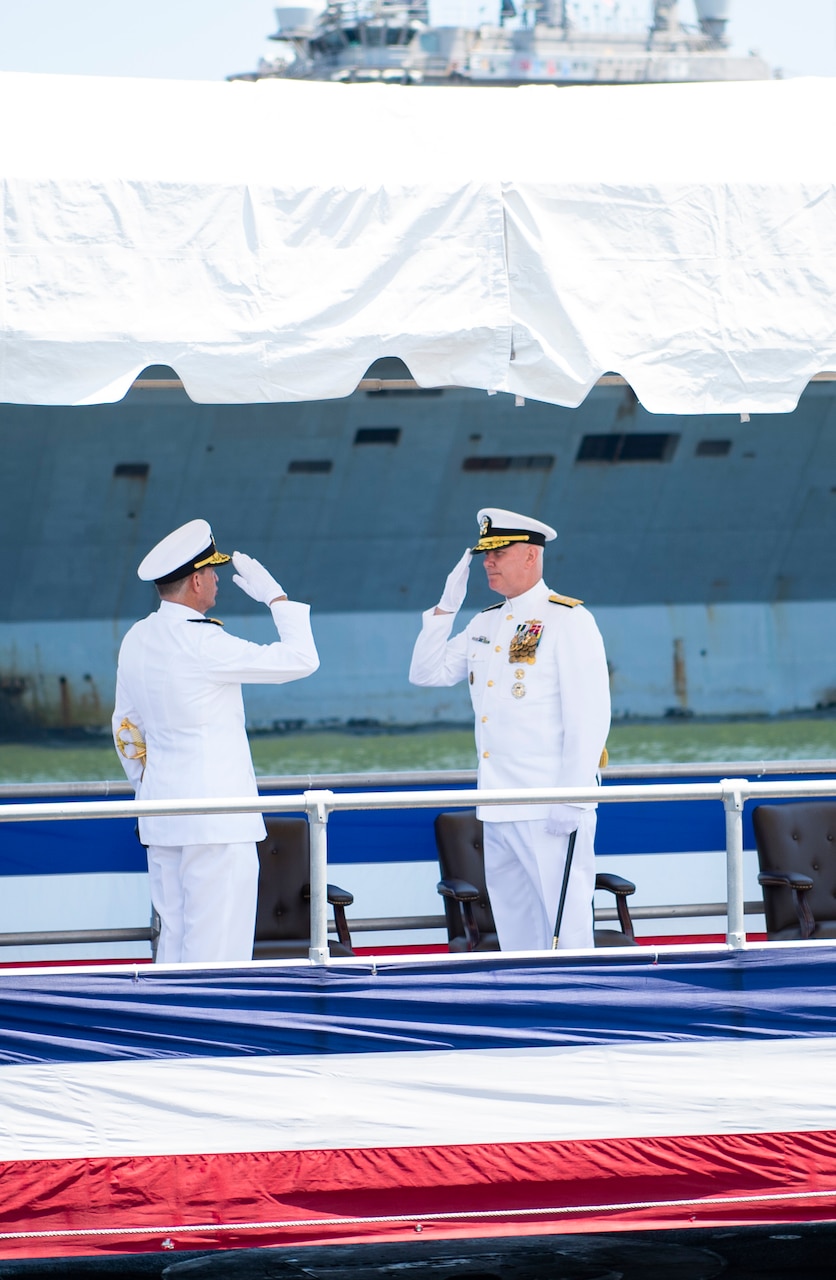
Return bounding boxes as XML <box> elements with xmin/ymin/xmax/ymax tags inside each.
<box><xmin>2</xmin><ymin>774</ymin><xmax>836</xmax><ymax>962</ymax></box>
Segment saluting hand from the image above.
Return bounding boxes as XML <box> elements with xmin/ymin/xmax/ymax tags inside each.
<box><xmin>231</xmin><ymin>551</ymin><xmax>286</xmax><ymax>605</ymax></box>
<box><xmin>436</xmin><ymin>548</ymin><xmax>472</xmax><ymax>615</ymax></box>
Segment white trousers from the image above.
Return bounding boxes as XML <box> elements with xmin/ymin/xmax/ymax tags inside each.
<box><xmin>483</xmin><ymin>813</ymin><xmax>597</xmax><ymax>951</ymax></box>
<box><xmin>146</xmin><ymin>841</ymin><xmax>259</xmax><ymax>965</ymax></box>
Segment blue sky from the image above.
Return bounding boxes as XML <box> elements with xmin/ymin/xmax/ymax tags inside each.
<box><xmin>0</xmin><ymin>0</ymin><xmax>833</xmax><ymax>80</ymax></box>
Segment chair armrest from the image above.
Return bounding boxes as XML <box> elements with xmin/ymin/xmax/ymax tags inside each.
<box><xmin>757</xmin><ymin>871</ymin><xmax>815</xmax><ymax>939</ymax></box>
<box><xmin>595</xmin><ymin>872</ymin><xmax>636</xmax><ymax>896</ymax></box>
<box><xmin>302</xmin><ymin>883</ymin><xmax>354</xmax><ymax>950</ymax></box>
<box><xmin>594</xmin><ymin>871</ymin><xmax>636</xmax><ymax>942</ymax></box>
<box><xmin>757</xmin><ymin>871</ymin><xmax>814</xmax><ymax>891</ymax></box>
<box><xmin>437</xmin><ymin>878</ymin><xmax>480</xmax><ymax>902</ymax></box>
<box><xmin>326</xmin><ymin>884</ymin><xmax>354</xmax><ymax>907</ymax></box>
<box><xmin>436</xmin><ymin>879</ymin><xmax>483</xmax><ymax>950</ymax></box>
<box><xmin>302</xmin><ymin>882</ymin><xmax>354</xmax><ymax>906</ymax></box>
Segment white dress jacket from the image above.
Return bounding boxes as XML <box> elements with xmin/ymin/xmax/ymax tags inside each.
<box><xmin>409</xmin><ymin>578</ymin><xmax>610</xmax><ymax>822</ymax></box>
<box><xmin>113</xmin><ymin>599</ymin><xmax>319</xmax><ymax>846</ymax></box>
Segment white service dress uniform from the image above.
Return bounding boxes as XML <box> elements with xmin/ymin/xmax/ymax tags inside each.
<box><xmin>113</xmin><ymin>594</ymin><xmax>318</xmax><ymax>965</ymax></box>
<box><xmin>410</xmin><ymin>577</ymin><xmax>610</xmax><ymax>951</ymax></box>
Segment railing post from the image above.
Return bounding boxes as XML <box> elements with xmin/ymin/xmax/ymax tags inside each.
<box><xmin>304</xmin><ymin>790</ymin><xmax>334</xmax><ymax>964</ymax></box>
<box><xmin>721</xmin><ymin>779</ymin><xmax>746</xmax><ymax>950</ymax></box>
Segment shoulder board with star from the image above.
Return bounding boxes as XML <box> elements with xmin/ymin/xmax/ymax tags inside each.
<box><xmin>548</xmin><ymin>592</ymin><xmax>583</xmax><ymax>608</ymax></box>
<box><xmin>480</xmin><ymin>602</ymin><xmax>503</xmax><ymax>613</ymax></box>
<box><xmin>188</xmin><ymin>617</ymin><xmax>224</xmax><ymax>626</ymax></box>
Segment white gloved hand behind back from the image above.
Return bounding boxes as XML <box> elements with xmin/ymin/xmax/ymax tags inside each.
<box><xmin>231</xmin><ymin>551</ymin><xmax>285</xmax><ymax>605</ymax></box>
<box><xmin>545</xmin><ymin>804</ymin><xmax>588</xmax><ymax>836</ymax></box>
<box><xmin>437</xmin><ymin>548</ymin><xmax>472</xmax><ymax>614</ymax></box>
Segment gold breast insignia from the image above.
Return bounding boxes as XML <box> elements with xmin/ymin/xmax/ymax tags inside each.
<box><xmin>508</xmin><ymin>620</ymin><xmax>543</xmax><ymax>665</ymax></box>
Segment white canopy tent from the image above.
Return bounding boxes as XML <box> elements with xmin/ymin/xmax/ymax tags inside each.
<box><xmin>0</xmin><ymin>71</ymin><xmax>834</xmax><ymax>413</ymax></box>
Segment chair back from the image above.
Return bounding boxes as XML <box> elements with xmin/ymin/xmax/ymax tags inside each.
<box><xmin>752</xmin><ymin>802</ymin><xmax>836</xmax><ymax>939</ymax></box>
<box><xmin>433</xmin><ymin>810</ymin><xmax>499</xmax><ymax>951</ymax></box>
<box><xmin>254</xmin><ymin>816</ymin><xmax>353</xmax><ymax>958</ymax></box>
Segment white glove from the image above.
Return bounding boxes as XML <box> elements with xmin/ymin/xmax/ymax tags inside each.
<box><xmin>545</xmin><ymin>804</ymin><xmax>588</xmax><ymax>837</ymax></box>
<box><xmin>437</xmin><ymin>548</ymin><xmax>472</xmax><ymax>614</ymax></box>
<box><xmin>231</xmin><ymin>551</ymin><xmax>285</xmax><ymax>606</ymax></box>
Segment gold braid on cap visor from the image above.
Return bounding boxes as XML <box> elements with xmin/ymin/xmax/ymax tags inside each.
<box><xmin>474</xmin><ymin>534</ymin><xmax>533</xmax><ymax>551</ymax></box>
<box><xmin>193</xmin><ymin>549</ymin><xmax>230</xmax><ymax>569</ymax></box>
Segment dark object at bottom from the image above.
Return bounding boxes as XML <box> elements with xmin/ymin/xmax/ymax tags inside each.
<box><xmin>3</xmin><ymin>1225</ymin><xmax>836</xmax><ymax>1279</ymax></box>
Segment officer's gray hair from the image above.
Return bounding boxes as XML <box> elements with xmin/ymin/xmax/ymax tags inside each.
<box><xmin>155</xmin><ymin>576</ymin><xmax>191</xmax><ymax>601</ymax></box>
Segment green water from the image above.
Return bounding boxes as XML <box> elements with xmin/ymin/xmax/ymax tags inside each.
<box><xmin>2</xmin><ymin>717</ymin><xmax>836</xmax><ymax>784</ymax></box>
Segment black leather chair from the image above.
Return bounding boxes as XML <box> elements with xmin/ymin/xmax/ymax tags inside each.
<box><xmin>752</xmin><ymin>802</ymin><xmax>836</xmax><ymax>941</ymax></box>
<box><xmin>254</xmin><ymin>816</ymin><xmax>355</xmax><ymax>959</ymax></box>
<box><xmin>435</xmin><ymin>810</ymin><xmax>499</xmax><ymax>951</ymax></box>
<box><xmin>433</xmin><ymin>809</ymin><xmax>637</xmax><ymax>951</ymax></box>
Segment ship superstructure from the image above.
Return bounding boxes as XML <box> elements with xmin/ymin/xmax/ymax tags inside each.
<box><xmin>230</xmin><ymin>0</ymin><xmax>771</xmax><ymax>86</ymax></box>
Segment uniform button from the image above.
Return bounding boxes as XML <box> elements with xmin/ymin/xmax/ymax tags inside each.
<box><xmin>495</xmin><ymin>645</ymin><xmax>502</xmax><ymax>652</ymax></box>
<box><xmin>506</xmin><ymin>613</ymin><xmax>513</xmax><ymax>620</ymax></box>
<box><xmin>482</xmin><ymin>715</ymin><xmax>488</xmax><ymax>723</ymax></box>
<box><xmin>483</xmin><ymin>751</ymin><xmax>490</xmax><ymax>758</ymax></box>
<box><xmin>487</xmin><ymin>679</ymin><xmax>494</xmax><ymax>687</ymax></box>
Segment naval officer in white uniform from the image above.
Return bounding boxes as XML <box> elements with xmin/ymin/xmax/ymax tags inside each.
<box><xmin>409</xmin><ymin>508</ymin><xmax>610</xmax><ymax>951</ymax></box>
<box><xmin>112</xmin><ymin>519</ymin><xmax>319</xmax><ymax>965</ymax></box>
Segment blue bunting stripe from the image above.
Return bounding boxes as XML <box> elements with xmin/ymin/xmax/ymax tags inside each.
<box><xmin>0</xmin><ymin>948</ymin><xmax>834</xmax><ymax>1066</ymax></box>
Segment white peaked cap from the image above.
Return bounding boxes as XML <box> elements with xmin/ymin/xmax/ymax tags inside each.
<box><xmin>137</xmin><ymin>519</ymin><xmax>230</xmax><ymax>584</ymax></box>
<box><xmin>471</xmin><ymin>507</ymin><xmax>557</xmax><ymax>553</ymax></box>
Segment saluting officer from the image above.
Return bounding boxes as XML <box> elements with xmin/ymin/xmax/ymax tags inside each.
<box><xmin>112</xmin><ymin>519</ymin><xmax>319</xmax><ymax>965</ymax></box>
<box><xmin>409</xmin><ymin>507</ymin><xmax>610</xmax><ymax>951</ymax></box>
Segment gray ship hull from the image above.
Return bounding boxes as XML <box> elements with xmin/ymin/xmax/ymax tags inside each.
<box><xmin>3</xmin><ymin>368</ymin><xmax>836</xmax><ymax>732</ymax></box>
